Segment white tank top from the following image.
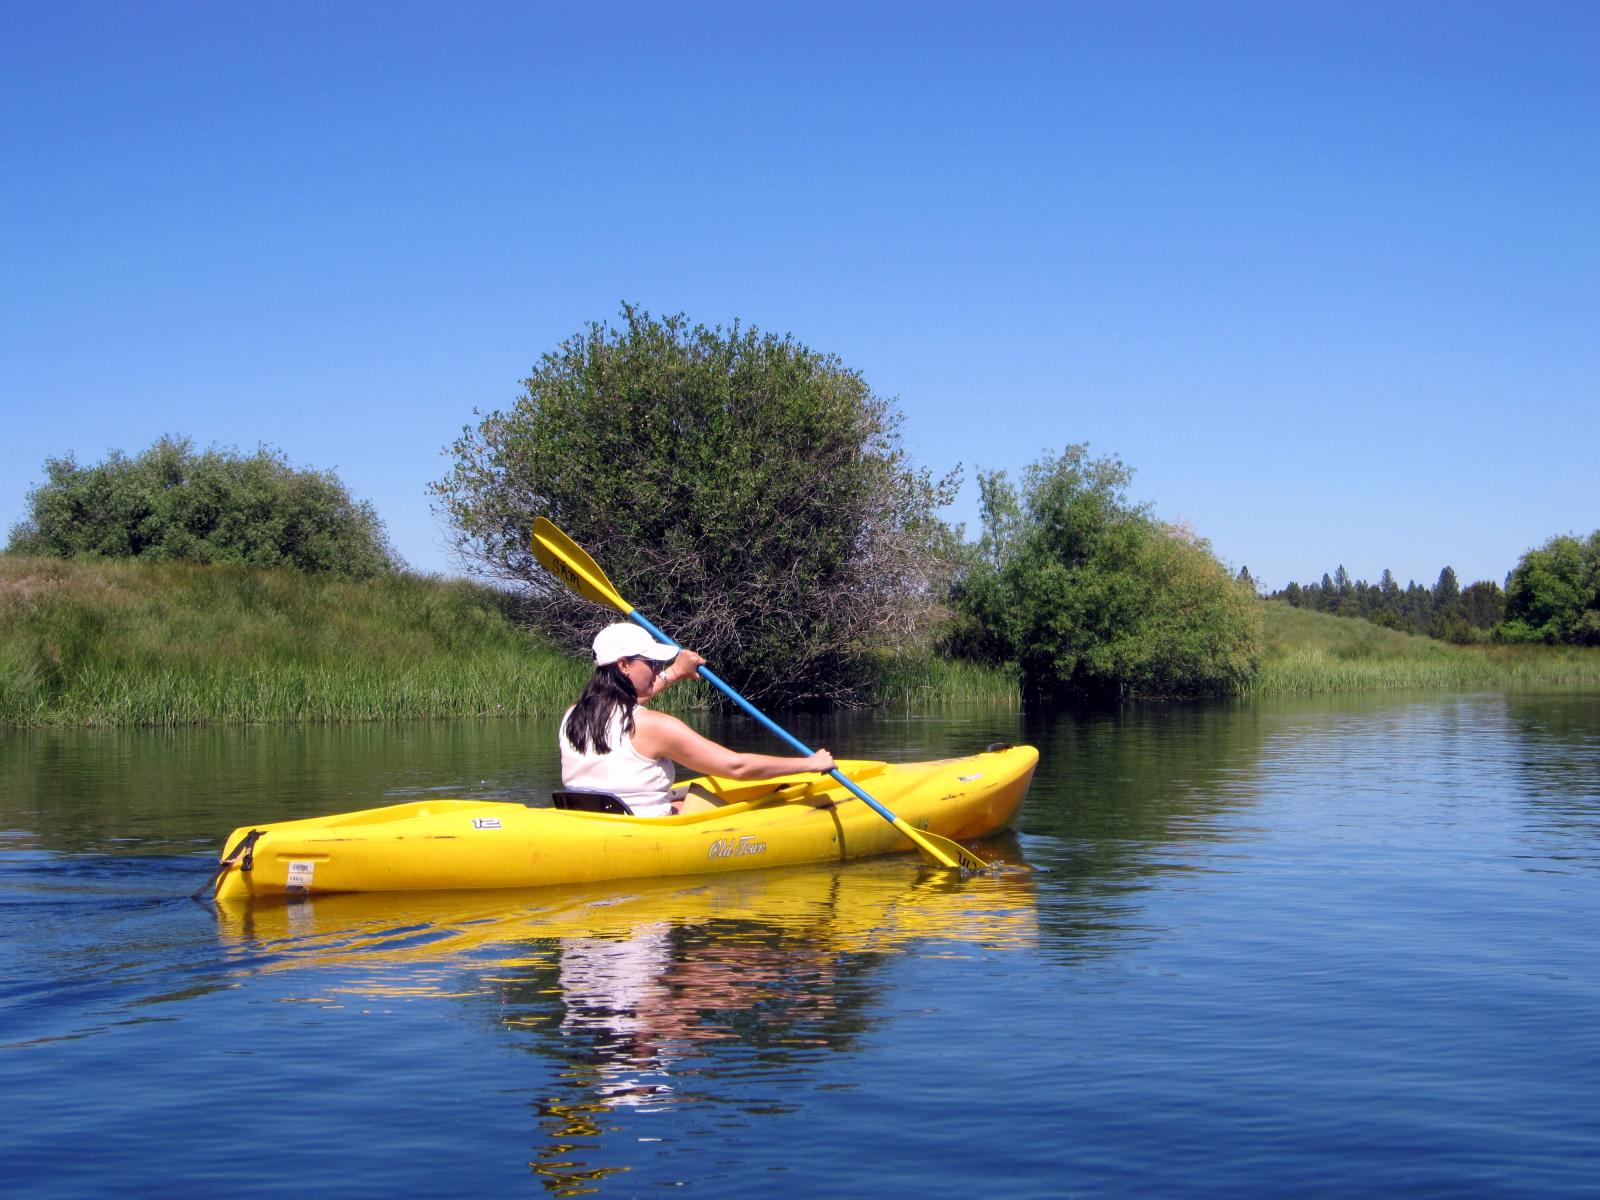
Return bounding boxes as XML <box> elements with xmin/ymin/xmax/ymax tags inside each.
<box><xmin>558</xmin><ymin>705</ymin><xmax>676</xmax><ymax>817</ymax></box>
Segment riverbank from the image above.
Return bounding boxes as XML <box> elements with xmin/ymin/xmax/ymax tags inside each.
<box><xmin>0</xmin><ymin>557</ymin><xmax>1017</xmax><ymax>726</ymax></box>
<box><xmin>2</xmin><ymin>558</ymin><xmax>1595</xmax><ymax>726</ymax></box>
<box><xmin>0</xmin><ymin>557</ymin><xmax>589</xmax><ymax>726</ymax></box>
<box><xmin>1251</xmin><ymin>602</ymin><xmax>1600</xmax><ymax>693</ymax></box>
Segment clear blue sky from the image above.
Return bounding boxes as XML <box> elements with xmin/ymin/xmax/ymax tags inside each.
<box><xmin>4</xmin><ymin>1</ymin><xmax>1595</xmax><ymax>591</ymax></box>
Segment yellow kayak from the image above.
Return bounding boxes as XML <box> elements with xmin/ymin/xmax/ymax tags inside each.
<box><xmin>205</xmin><ymin>744</ymin><xmax>1038</xmax><ymax>900</ymax></box>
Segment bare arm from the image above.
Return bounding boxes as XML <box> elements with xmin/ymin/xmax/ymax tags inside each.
<box><xmin>632</xmin><ymin>709</ymin><xmax>834</xmax><ymax>779</ymax></box>
<box><xmin>638</xmin><ymin>649</ymin><xmax>707</xmax><ymax>704</ymax></box>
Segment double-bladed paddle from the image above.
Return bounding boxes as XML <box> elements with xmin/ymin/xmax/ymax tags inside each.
<box><xmin>531</xmin><ymin>517</ymin><xmax>988</xmax><ymax>872</ymax></box>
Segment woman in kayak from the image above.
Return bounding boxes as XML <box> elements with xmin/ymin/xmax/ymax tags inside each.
<box><xmin>559</xmin><ymin>623</ymin><xmax>835</xmax><ymax>817</ymax></box>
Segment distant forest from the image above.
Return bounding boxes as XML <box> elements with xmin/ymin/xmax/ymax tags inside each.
<box><xmin>1248</xmin><ymin>565</ymin><xmax>1504</xmax><ymax>644</ymax></box>
<box><xmin>1252</xmin><ymin>530</ymin><xmax>1600</xmax><ymax>649</ymax></box>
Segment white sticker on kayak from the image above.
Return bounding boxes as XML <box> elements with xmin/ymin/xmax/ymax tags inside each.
<box><xmin>286</xmin><ymin>860</ymin><xmax>315</xmax><ymax>890</ymax></box>
<box><xmin>958</xmin><ymin>772</ymin><xmax>984</xmax><ymax>782</ymax></box>
<box><xmin>471</xmin><ymin>817</ymin><xmax>502</xmax><ymax>830</ymax></box>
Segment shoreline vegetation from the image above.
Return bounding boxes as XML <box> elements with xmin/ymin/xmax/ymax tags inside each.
<box><xmin>2</xmin><ymin>557</ymin><xmax>1596</xmax><ymax>728</ymax></box>
<box><xmin>1250</xmin><ymin>604</ymin><xmax>1600</xmax><ymax>695</ymax></box>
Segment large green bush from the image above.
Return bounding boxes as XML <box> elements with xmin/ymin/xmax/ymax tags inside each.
<box><xmin>6</xmin><ymin>437</ymin><xmax>399</xmax><ymax>578</ymax></box>
<box><xmin>430</xmin><ymin>305</ymin><xmax>958</xmax><ymax>705</ymax></box>
<box><xmin>946</xmin><ymin>445</ymin><xmax>1259</xmax><ymax>699</ymax></box>
<box><xmin>1498</xmin><ymin>531</ymin><xmax>1600</xmax><ymax>646</ymax></box>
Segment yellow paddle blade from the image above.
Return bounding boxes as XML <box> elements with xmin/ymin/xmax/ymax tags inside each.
<box><xmin>892</xmin><ymin>817</ymin><xmax>988</xmax><ymax>872</ymax></box>
<box><xmin>531</xmin><ymin>517</ymin><xmax>632</xmax><ymax>615</ymax></box>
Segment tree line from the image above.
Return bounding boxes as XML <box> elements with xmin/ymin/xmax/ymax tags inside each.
<box><xmin>1263</xmin><ymin>531</ymin><xmax>1600</xmax><ymax>649</ymax></box>
<box><xmin>1263</xmin><ymin>566</ymin><xmax>1504</xmax><ymax>643</ymax></box>
<box><xmin>9</xmin><ymin>306</ymin><xmax>1596</xmax><ymax>704</ymax></box>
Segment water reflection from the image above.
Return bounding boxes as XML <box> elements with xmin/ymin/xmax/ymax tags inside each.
<box><xmin>8</xmin><ymin>696</ymin><xmax>1600</xmax><ymax>1195</ymax></box>
<box><xmin>1502</xmin><ymin>694</ymin><xmax>1600</xmax><ymax>852</ymax></box>
<box><xmin>0</xmin><ymin>719</ymin><xmax>561</xmax><ymax>855</ymax></box>
<box><xmin>13</xmin><ymin>693</ymin><xmax>1600</xmax><ymax>1052</ymax></box>
<box><xmin>1000</xmin><ymin>701</ymin><xmax>1271</xmax><ymax>963</ymax></box>
<box><xmin>212</xmin><ymin>863</ymin><xmax>1038</xmax><ymax>996</ymax></box>
<box><xmin>522</xmin><ymin>920</ymin><xmax>881</xmax><ymax>1195</ymax></box>
<box><xmin>212</xmin><ymin>861</ymin><xmax>1037</xmax><ymax>1191</ymax></box>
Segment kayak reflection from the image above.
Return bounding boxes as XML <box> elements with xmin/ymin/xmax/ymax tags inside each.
<box><xmin>212</xmin><ymin>852</ymin><xmax>1038</xmax><ymax>992</ymax></box>
<box><xmin>215</xmin><ymin>856</ymin><xmax>1036</xmax><ymax>1189</ymax></box>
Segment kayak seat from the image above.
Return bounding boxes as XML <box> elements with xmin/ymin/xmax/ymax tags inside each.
<box><xmin>552</xmin><ymin>789</ymin><xmax>634</xmax><ymax>816</ymax></box>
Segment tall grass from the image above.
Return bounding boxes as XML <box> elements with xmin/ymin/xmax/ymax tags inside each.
<box><xmin>1251</xmin><ymin>602</ymin><xmax>1600</xmax><ymax>694</ymax></box>
<box><xmin>5</xmin><ymin>558</ymin><xmax>1594</xmax><ymax>727</ymax></box>
<box><xmin>0</xmin><ymin>557</ymin><xmax>1020</xmax><ymax>727</ymax></box>
<box><xmin>0</xmin><ymin>557</ymin><xmax>591</xmax><ymax>726</ymax></box>
<box><xmin>865</xmin><ymin>651</ymin><xmax>1021</xmax><ymax>708</ymax></box>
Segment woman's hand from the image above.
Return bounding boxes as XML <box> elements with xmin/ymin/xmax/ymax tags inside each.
<box><xmin>667</xmin><ymin>649</ymin><xmax>706</xmax><ymax>682</ymax></box>
<box><xmin>805</xmin><ymin>749</ymin><xmax>836</xmax><ymax>774</ymax></box>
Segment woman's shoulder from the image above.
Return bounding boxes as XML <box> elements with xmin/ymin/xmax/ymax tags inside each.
<box><xmin>631</xmin><ymin>706</ymin><xmax>696</xmax><ymax>754</ymax></box>
<box><xmin>632</xmin><ymin>706</ymin><xmax>686</xmax><ymax>735</ymax></box>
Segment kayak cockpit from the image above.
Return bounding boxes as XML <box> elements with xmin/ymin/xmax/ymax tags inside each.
<box><xmin>547</xmin><ymin>759</ymin><xmax>893</xmax><ymax>821</ymax></box>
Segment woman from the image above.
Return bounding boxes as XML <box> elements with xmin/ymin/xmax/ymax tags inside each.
<box><xmin>559</xmin><ymin>623</ymin><xmax>835</xmax><ymax>817</ymax></box>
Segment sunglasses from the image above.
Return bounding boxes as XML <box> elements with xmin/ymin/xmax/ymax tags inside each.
<box><xmin>630</xmin><ymin>655</ymin><xmax>675</xmax><ymax>674</ymax></box>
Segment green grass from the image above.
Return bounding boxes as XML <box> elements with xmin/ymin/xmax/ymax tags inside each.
<box><xmin>0</xmin><ymin>557</ymin><xmax>1022</xmax><ymax>727</ymax></box>
<box><xmin>4</xmin><ymin>558</ymin><xmax>1594</xmax><ymax>727</ymax></box>
<box><xmin>0</xmin><ymin>556</ymin><xmax>593</xmax><ymax>726</ymax></box>
<box><xmin>1251</xmin><ymin>602</ymin><xmax>1600</xmax><ymax>694</ymax></box>
<box><xmin>865</xmin><ymin>651</ymin><xmax>1021</xmax><ymax>708</ymax></box>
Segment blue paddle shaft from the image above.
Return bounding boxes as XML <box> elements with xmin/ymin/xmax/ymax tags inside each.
<box><xmin>626</xmin><ymin>611</ymin><xmax>900</xmax><ymax>825</ymax></box>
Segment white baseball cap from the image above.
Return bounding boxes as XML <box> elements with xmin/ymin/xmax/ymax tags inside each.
<box><xmin>592</xmin><ymin>622</ymin><xmax>679</xmax><ymax>666</ymax></box>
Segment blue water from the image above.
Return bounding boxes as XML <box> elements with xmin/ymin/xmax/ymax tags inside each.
<box><xmin>3</xmin><ymin>693</ymin><xmax>1599</xmax><ymax>1197</ymax></box>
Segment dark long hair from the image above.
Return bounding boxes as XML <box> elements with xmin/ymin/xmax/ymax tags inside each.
<box><xmin>564</xmin><ymin>664</ymin><xmax>639</xmax><ymax>754</ymax></box>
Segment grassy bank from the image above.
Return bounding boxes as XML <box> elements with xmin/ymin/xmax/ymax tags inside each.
<box><xmin>1251</xmin><ymin>602</ymin><xmax>1600</xmax><ymax>694</ymax></box>
<box><xmin>0</xmin><ymin>557</ymin><xmax>595</xmax><ymax>726</ymax></box>
<box><xmin>4</xmin><ymin>558</ymin><xmax>1593</xmax><ymax>727</ymax></box>
<box><xmin>0</xmin><ymin>558</ymin><xmax>1020</xmax><ymax>727</ymax></box>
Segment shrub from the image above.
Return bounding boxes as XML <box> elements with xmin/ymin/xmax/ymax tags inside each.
<box><xmin>431</xmin><ymin>305</ymin><xmax>959</xmax><ymax>705</ymax></box>
<box><xmin>946</xmin><ymin>445</ymin><xmax>1259</xmax><ymax>699</ymax></box>
<box><xmin>6</xmin><ymin>437</ymin><xmax>399</xmax><ymax>578</ymax></box>
<box><xmin>1499</xmin><ymin>531</ymin><xmax>1600</xmax><ymax>646</ymax></box>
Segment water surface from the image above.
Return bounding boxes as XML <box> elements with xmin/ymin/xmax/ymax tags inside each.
<box><xmin>3</xmin><ymin>693</ymin><xmax>1598</xmax><ymax>1196</ymax></box>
